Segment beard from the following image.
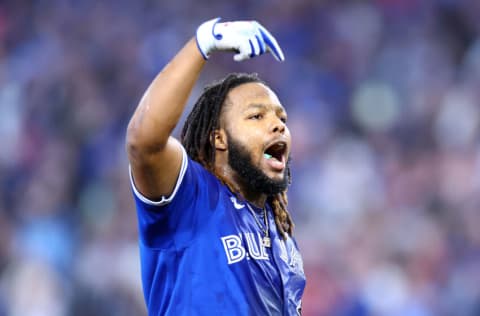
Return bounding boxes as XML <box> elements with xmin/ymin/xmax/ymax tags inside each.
<box><xmin>227</xmin><ymin>134</ymin><xmax>290</xmax><ymax>196</ymax></box>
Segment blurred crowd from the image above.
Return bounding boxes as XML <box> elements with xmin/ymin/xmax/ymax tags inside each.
<box><xmin>1</xmin><ymin>0</ymin><xmax>480</xmax><ymax>315</ymax></box>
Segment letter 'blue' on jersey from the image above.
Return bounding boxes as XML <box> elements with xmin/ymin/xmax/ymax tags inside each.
<box><xmin>130</xmin><ymin>148</ymin><xmax>306</xmax><ymax>315</ymax></box>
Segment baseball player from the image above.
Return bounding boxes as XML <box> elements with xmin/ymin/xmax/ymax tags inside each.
<box><xmin>126</xmin><ymin>18</ymin><xmax>306</xmax><ymax>315</ymax></box>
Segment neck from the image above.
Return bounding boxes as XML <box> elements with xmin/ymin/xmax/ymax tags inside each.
<box><xmin>241</xmin><ymin>187</ymin><xmax>267</xmax><ymax>208</ymax></box>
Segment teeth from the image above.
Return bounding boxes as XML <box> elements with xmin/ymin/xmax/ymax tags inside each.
<box><xmin>264</xmin><ymin>153</ymin><xmax>272</xmax><ymax>159</ymax></box>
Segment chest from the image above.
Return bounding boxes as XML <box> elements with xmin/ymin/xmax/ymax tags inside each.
<box><xmin>212</xmin><ymin>194</ymin><xmax>306</xmax><ymax>293</ymax></box>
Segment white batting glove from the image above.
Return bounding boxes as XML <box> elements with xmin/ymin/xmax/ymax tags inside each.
<box><xmin>196</xmin><ymin>17</ymin><xmax>285</xmax><ymax>62</ymax></box>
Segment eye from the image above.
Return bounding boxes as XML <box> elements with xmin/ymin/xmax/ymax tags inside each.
<box><xmin>280</xmin><ymin>116</ymin><xmax>287</xmax><ymax>123</ymax></box>
<box><xmin>249</xmin><ymin>113</ymin><xmax>263</xmax><ymax>120</ymax></box>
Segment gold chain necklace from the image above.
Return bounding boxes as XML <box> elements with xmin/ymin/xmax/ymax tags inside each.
<box><xmin>246</xmin><ymin>203</ymin><xmax>271</xmax><ymax>248</ymax></box>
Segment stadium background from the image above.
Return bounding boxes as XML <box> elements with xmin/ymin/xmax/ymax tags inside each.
<box><xmin>1</xmin><ymin>0</ymin><xmax>480</xmax><ymax>315</ymax></box>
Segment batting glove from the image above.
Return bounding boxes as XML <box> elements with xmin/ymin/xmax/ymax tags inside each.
<box><xmin>196</xmin><ymin>17</ymin><xmax>285</xmax><ymax>62</ymax></box>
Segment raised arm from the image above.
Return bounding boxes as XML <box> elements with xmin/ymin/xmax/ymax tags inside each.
<box><xmin>126</xmin><ymin>38</ymin><xmax>203</xmax><ymax>200</ymax></box>
<box><xmin>126</xmin><ymin>18</ymin><xmax>284</xmax><ymax>200</ymax></box>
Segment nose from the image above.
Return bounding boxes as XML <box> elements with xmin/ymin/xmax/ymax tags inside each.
<box><xmin>271</xmin><ymin>117</ymin><xmax>286</xmax><ymax>134</ymax></box>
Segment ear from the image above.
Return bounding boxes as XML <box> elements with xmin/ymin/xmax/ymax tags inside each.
<box><xmin>212</xmin><ymin>129</ymin><xmax>227</xmax><ymax>151</ymax></box>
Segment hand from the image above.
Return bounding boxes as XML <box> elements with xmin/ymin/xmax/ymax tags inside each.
<box><xmin>196</xmin><ymin>17</ymin><xmax>285</xmax><ymax>62</ymax></box>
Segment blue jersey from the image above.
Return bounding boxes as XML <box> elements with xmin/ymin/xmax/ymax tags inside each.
<box><xmin>130</xmin><ymin>148</ymin><xmax>306</xmax><ymax>315</ymax></box>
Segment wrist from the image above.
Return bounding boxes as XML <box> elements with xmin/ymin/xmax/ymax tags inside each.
<box><xmin>195</xmin><ymin>17</ymin><xmax>221</xmax><ymax>60</ymax></box>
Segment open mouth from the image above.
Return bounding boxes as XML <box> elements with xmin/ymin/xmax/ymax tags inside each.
<box><xmin>263</xmin><ymin>141</ymin><xmax>287</xmax><ymax>163</ymax></box>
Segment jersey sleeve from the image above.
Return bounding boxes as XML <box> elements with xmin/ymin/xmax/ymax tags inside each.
<box><xmin>129</xmin><ymin>146</ymin><xmax>189</xmax><ymax>208</ymax></box>
<box><xmin>129</xmin><ymin>146</ymin><xmax>221</xmax><ymax>249</ymax></box>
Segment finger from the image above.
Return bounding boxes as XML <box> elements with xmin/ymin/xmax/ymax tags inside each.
<box><xmin>234</xmin><ymin>52</ymin><xmax>251</xmax><ymax>62</ymax></box>
<box><xmin>234</xmin><ymin>42</ymin><xmax>252</xmax><ymax>62</ymax></box>
<box><xmin>257</xmin><ymin>24</ymin><xmax>285</xmax><ymax>62</ymax></box>
<box><xmin>248</xmin><ymin>38</ymin><xmax>261</xmax><ymax>58</ymax></box>
<box><xmin>255</xmin><ymin>34</ymin><xmax>266</xmax><ymax>55</ymax></box>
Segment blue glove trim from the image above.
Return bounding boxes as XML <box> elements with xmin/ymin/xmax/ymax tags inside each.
<box><xmin>255</xmin><ymin>35</ymin><xmax>265</xmax><ymax>54</ymax></box>
<box><xmin>249</xmin><ymin>39</ymin><xmax>255</xmax><ymax>58</ymax></box>
<box><xmin>212</xmin><ymin>18</ymin><xmax>223</xmax><ymax>40</ymax></box>
<box><xmin>259</xmin><ymin>28</ymin><xmax>281</xmax><ymax>61</ymax></box>
<box><xmin>195</xmin><ymin>36</ymin><xmax>209</xmax><ymax>60</ymax></box>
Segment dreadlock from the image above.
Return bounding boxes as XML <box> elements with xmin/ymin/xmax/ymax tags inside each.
<box><xmin>180</xmin><ymin>73</ymin><xmax>295</xmax><ymax>239</ymax></box>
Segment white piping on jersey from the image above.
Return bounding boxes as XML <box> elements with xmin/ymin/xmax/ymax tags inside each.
<box><xmin>129</xmin><ymin>146</ymin><xmax>188</xmax><ymax>206</ymax></box>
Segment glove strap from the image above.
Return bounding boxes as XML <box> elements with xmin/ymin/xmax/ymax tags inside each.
<box><xmin>195</xmin><ymin>17</ymin><xmax>222</xmax><ymax>60</ymax></box>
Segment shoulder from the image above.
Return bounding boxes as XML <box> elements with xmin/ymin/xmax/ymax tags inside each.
<box><xmin>131</xmin><ymin>147</ymin><xmax>223</xmax><ymax>212</ymax></box>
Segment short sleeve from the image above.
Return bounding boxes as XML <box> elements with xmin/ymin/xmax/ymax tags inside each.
<box><xmin>129</xmin><ymin>146</ymin><xmax>188</xmax><ymax>207</ymax></box>
<box><xmin>130</xmin><ymin>147</ymin><xmax>221</xmax><ymax>249</ymax></box>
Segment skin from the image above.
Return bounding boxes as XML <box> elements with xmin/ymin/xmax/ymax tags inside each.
<box><xmin>214</xmin><ymin>82</ymin><xmax>291</xmax><ymax>207</ymax></box>
<box><xmin>127</xmin><ymin>38</ymin><xmax>205</xmax><ymax>200</ymax></box>
<box><xmin>126</xmin><ymin>37</ymin><xmax>290</xmax><ymax>209</ymax></box>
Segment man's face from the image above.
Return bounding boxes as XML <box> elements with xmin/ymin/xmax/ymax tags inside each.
<box><xmin>220</xmin><ymin>82</ymin><xmax>291</xmax><ymax>194</ymax></box>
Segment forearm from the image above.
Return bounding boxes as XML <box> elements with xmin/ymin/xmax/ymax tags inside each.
<box><xmin>125</xmin><ymin>18</ymin><xmax>284</xmax><ymax>198</ymax></box>
<box><xmin>126</xmin><ymin>38</ymin><xmax>205</xmax><ymax>153</ymax></box>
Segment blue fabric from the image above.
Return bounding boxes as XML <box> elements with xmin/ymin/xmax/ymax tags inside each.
<box><xmin>132</xmin><ymin>156</ymin><xmax>306</xmax><ymax>315</ymax></box>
